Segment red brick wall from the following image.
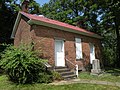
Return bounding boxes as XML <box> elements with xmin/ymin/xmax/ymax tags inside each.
<box><xmin>14</xmin><ymin>18</ymin><xmax>32</xmax><ymax>46</ymax></box>
<box><xmin>14</xmin><ymin>18</ymin><xmax>101</xmax><ymax>70</ymax></box>
<box><xmin>31</xmin><ymin>25</ymin><xmax>101</xmax><ymax>70</ymax></box>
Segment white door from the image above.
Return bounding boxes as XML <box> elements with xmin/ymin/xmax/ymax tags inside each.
<box><xmin>55</xmin><ymin>40</ymin><xmax>65</xmax><ymax>66</ymax></box>
<box><xmin>90</xmin><ymin>44</ymin><xmax>95</xmax><ymax>64</ymax></box>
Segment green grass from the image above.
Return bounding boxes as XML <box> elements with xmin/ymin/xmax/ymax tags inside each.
<box><xmin>0</xmin><ymin>75</ymin><xmax>120</xmax><ymax>90</ymax></box>
<box><xmin>79</xmin><ymin>68</ymin><xmax>120</xmax><ymax>82</ymax></box>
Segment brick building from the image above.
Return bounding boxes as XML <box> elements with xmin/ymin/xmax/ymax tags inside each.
<box><xmin>11</xmin><ymin>11</ymin><xmax>102</xmax><ymax>71</ymax></box>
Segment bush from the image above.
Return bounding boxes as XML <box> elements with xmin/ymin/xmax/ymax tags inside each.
<box><xmin>0</xmin><ymin>44</ymin><xmax>52</xmax><ymax>84</ymax></box>
<box><xmin>52</xmin><ymin>71</ymin><xmax>63</xmax><ymax>81</ymax></box>
<box><xmin>38</xmin><ymin>71</ymin><xmax>53</xmax><ymax>83</ymax></box>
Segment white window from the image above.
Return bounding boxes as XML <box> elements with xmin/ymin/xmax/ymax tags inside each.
<box><xmin>75</xmin><ymin>38</ymin><xmax>83</xmax><ymax>59</ymax></box>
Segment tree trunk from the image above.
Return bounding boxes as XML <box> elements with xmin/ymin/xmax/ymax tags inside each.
<box><xmin>112</xmin><ymin>0</ymin><xmax>120</xmax><ymax>68</ymax></box>
<box><xmin>114</xmin><ymin>17</ymin><xmax>120</xmax><ymax>67</ymax></box>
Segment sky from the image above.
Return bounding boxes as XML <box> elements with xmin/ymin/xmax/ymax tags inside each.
<box><xmin>16</xmin><ymin>0</ymin><xmax>50</xmax><ymax>6</ymax></box>
<box><xmin>35</xmin><ymin>0</ymin><xmax>50</xmax><ymax>6</ymax></box>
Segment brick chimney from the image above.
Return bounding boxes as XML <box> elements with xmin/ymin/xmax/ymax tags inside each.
<box><xmin>76</xmin><ymin>20</ymin><xmax>86</xmax><ymax>29</ymax></box>
<box><xmin>21</xmin><ymin>0</ymin><xmax>29</xmax><ymax>13</ymax></box>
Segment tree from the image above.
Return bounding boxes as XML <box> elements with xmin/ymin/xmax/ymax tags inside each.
<box><xmin>41</xmin><ymin>0</ymin><xmax>102</xmax><ymax>33</ymax></box>
<box><xmin>102</xmin><ymin>0</ymin><xmax>120</xmax><ymax>67</ymax></box>
<box><xmin>0</xmin><ymin>0</ymin><xmax>41</xmax><ymax>44</ymax></box>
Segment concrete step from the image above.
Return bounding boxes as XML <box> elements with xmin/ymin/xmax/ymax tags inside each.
<box><xmin>54</xmin><ymin>66</ymin><xmax>76</xmax><ymax>79</ymax></box>
<box><xmin>60</xmin><ymin>71</ymin><xmax>75</xmax><ymax>76</ymax></box>
<box><xmin>54</xmin><ymin>66</ymin><xmax>68</xmax><ymax>69</ymax></box>
<box><xmin>55</xmin><ymin>66</ymin><xmax>70</xmax><ymax>72</ymax></box>
<box><xmin>55</xmin><ymin>68</ymin><xmax>70</xmax><ymax>72</ymax></box>
<box><xmin>62</xmin><ymin>74</ymin><xmax>76</xmax><ymax>79</ymax></box>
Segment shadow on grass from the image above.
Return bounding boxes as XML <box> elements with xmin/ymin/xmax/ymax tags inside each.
<box><xmin>0</xmin><ymin>68</ymin><xmax>5</xmax><ymax>76</ymax></box>
<box><xmin>105</xmin><ymin>68</ymin><xmax>120</xmax><ymax>76</ymax></box>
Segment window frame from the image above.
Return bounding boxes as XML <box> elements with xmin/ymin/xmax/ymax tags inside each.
<box><xmin>75</xmin><ymin>38</ymin><xmax>83</xmax><ymax>60</ymax></box>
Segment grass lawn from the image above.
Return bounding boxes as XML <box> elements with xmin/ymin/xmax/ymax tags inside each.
<box><xmin>79</xmin><ymin>68</ymin><xmax>120</xmax><ymax>83</ymax></box>
<box><xmin>0</xmin><ymin>75</ymin><xmax>120</xmax><ymax>90</ymax></box>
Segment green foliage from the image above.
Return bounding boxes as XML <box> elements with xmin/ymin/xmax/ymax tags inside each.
<box><xmin>0</xmin><ymin>0</ymin><xmax>41</xmax><ymax>44</ymax></box>
<box><xmin>51</xmin><ymin>71</ymin><xmax>63</xmax><ymax>81</ymax></box>
<box><xmin>41</xmin><ymin>0</ymin><xmax>100</xmax><ymax>30</ymax></box>
<box><xmin>38</xmin><ymin>71</ymin><xmax>53</xmax><ymax>83</ymax></box>
<box><xmin>0</xmin><ymin>44</ymin><xmax>52</xmax><ymax>84</ymax></box>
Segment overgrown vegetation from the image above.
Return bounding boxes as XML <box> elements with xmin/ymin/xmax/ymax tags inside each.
<box><xmin>0</xmin><ymin>44</ymin><xmax>53</xmax><ymax>84</ymax></box>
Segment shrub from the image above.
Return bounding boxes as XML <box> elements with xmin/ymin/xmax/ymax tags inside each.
<box><xmin>38</xmin><ymin>71</ymin><xmax>53</xmax><ymax>83</ymax></box>
<box><xmin>0</xmin><ymin>44</ymin><xmax>52</xmax><ymax>84</ymax></box>
<box><xmin>52</xmin><ymin>71</ymin><xmax>63</xmax><ymax>81</ymax></box>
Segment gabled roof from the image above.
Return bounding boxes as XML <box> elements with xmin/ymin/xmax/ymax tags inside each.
<box><xmin>11</xmin><ymin>11</ymin><xmax>102</xmax><ymax>39</ymax></box>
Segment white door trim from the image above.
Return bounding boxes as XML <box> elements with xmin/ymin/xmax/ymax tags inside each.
<box><xmin>55</xmin><ymin>39</ymin><xmax>65</xmax><ymax>66</ymax></box>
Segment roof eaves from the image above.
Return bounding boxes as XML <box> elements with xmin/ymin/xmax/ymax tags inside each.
<box><xmin>27</xmin><ymin>19</ymin><xmax>102</xmax><ymax>39</ymax></box>
<box><xmin>11</xmin><ymin>12</ymin><xmax>22</xmax><ymax>39</ymax></box>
